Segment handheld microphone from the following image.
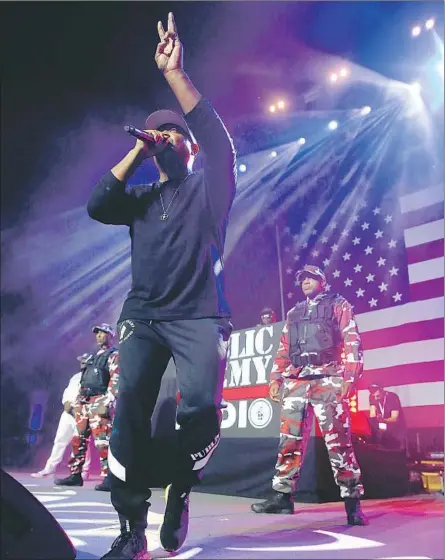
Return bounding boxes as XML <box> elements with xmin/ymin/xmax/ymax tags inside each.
<box><xmin>124</xmin><ymin>125</ymin><xmax>156</xmax><ymax>145</ymax></box>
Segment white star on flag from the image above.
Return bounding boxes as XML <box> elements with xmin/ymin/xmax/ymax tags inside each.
<box><xmin>384</xmin><ymin>214</ymin><xmax>393</xmax><ymax>224</ymax></box>
<box><xmin>279</xmin><ymin>185</ymin><xmax>412</xmax><ymax>318</ymax></box>
<box><xmin>392</xmin><ymin>292</ymin><xmax>402</xmax><ymax>302</ymax></box>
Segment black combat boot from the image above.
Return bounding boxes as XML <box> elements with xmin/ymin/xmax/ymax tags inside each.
<box><xmin>251</xmin><ymin>491</ymin><xmax>294</xmax><ymax>514</ymax></box>
<box><xmin>55</xmin><ymin>473</ymin><xmax>83</xmax><ymax>487</ymax></box>
<box><xmin>95</xmin><ymin>475</ymin><xmax>111</xmax><ymax>492</ymax></box>
<box><xmin>101</xmin><ymin>507</ymin><xmax>149</xmax><ymax>559</ymax></box>
<box><xmin>159</xmin><ymin>484</ymin><xmax>190</xmax><ymax>552</ymax></box>
<box><xmin>344</xmin><ymin>497</ymin><xmax>369</xmax><ymax>526</ymax></box>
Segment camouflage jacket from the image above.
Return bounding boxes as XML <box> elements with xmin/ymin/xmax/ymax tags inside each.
<box><xmin>270</xmin><ymin>292</ymin><xmax>364</xmax><ymax>385</ymax></box>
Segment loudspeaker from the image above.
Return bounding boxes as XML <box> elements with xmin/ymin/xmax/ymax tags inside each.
<box><xmin>295</xmin><ymin>437</ymin><xmax>410</xmax><ymax>502</ymax></box>
<box><xmin>0</xmin><ymin>469</ymin><xmax>76</xmax><ymax>559</ymax></box>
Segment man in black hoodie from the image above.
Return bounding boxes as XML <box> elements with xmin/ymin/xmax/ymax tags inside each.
<box><xmin>87</xmin><ymin>12</ymin><xmax>236</xmax><ymax>560</ymax></box>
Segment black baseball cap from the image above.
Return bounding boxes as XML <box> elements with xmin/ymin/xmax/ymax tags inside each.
<box><xmin>145</xmin><ymin>109</ymin><xmax>196</xmax><ymax>144</ymax></box>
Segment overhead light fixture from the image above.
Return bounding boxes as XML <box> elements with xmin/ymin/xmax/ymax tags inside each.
<box><xmin>425</xmin><ymin>18</ymin><xmax>435</xmax><ymax>30</ymax></box>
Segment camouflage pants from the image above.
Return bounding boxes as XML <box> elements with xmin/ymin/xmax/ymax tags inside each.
<box><xmin>69</xmin><ymin>395</ymin><xmax>113</xmax><ymax>477</ymax></box>
<box><xmin>272</xmin><ymin>376</ymin><xmax>364</xmax><ymax>499</ymax></box>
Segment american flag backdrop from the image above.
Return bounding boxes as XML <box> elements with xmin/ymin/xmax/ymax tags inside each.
<box><xmin>280</xmin><ymin>183</ymin><xmax>444</xmax><ymax>429</ymax></box>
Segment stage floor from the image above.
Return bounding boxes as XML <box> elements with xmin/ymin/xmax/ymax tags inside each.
<box><xmin>10</xmin><ymin>471</ymin><xmax>444</xmax><ymax>560</ymax></box>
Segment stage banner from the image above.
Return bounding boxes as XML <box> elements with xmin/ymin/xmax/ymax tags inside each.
<box><xmin>221</xmin><ymin>323</ymin><xmax>284</xmax><ymax>438</ymax></box>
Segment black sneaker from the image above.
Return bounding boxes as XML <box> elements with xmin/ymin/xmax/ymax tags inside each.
<box><xmin>101</xmin><ymin>530</ymin><xmax>149</xmax><ymax>559</ymax></box>
<box><xmin>95</xmin><ymin>477</ymin><xmax>111</xmax><ymax>492</ymax></box>
<box><xmin>159</xmin><ymin>484</ymin><xmax>189</xmax><ymax>552</ymax></box>
<box><xmin>55</xmin><ymin>473</ymin><xmax>83</xmax><ymax>487</ymax></box>
<box><xmin>251</xmin><ymin>491</ymin><xmax>294</xmax><ymax>514</ymax></box>
<box><xmin>344</xmin><ymin>497</ymin><xmax>369</xmax><ymax>526</ymax></box>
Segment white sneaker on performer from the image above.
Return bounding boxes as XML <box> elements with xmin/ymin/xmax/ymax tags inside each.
<box><xmin>31</xmin><ymin>469</ymin><xmax>55</xmax><ymax>478</ymax></box>
<box><xmin>81</xmin><ymin>471</ymin><xmax>90</xmax><ymax>481</ymax></box>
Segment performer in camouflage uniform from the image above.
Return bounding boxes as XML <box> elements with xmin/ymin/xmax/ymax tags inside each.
<box><xmin>55</xmin><ymin>323</ymin><xmax>119</xmax><ymax>491</ymax></box>
<box><xmin>252</xmin><ymin>265</ymin><xmax>368</xmax><ymax>525</ymax></box>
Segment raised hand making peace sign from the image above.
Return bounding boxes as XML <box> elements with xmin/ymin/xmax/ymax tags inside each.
<box><xmin>155</xmin><ymin>12</ymin><xmax>183</xmax><ymax>76</ymax></box>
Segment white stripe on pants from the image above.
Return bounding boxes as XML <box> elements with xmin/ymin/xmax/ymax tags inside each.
<box><xmin>44</xmin><ymin>411</ymin><xmax>92</xmax><ymax>472</ymax></box>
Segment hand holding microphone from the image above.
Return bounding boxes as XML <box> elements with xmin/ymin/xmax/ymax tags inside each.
<box><xmin>125</xmin><ymin>125</ymin><xmax>169</xmax><ymax>158</ymax></box>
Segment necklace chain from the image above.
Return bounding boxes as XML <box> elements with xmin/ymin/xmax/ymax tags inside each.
<box><xmin>159</xmin><ymin>186</ymin><xmax>181</xmax><ymax>220</ymax></box>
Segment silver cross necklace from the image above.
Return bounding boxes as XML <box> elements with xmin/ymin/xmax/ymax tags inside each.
<box><xmin>159</xmin><ymin>185</ymin><xmax>181</xmax><ymax>221</ymax></box>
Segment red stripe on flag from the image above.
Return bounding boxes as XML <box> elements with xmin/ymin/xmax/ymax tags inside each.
<box><xmin>406</xmin><ymin>238</ymin><xmax>444</xmax><ymax>265</ymax></box>
<box><xmin>357</xmin><ymin>360</ymin><xmax>444</xmax><ymax>390</ymax></box>
<box><xmin>403</xmin><ymin>404</ymin><xmax>444</xmax><ymax>429</ymax></box>
<box><xmin>402</xmin><ymin>201</ymin><xmax>444</xmax><ymax>230</ymax></box>
<box><xmin>357</xmin><ymin>405</ymin><xmax>444</xmax><ymax>429</ymax></box>
<box><xmin>225</xmin><ymin>361</ymin><xmax>444</xmax><ymax>401</ymax></box>
<box><xmin>361</xmin><ymin>318</ymin><xmax>444</xmax><ymax>350</ymax></box>
<box><xmin>410</xmin><ymin>277</ymin><xmax>444</xmax><ymax>301</ymax></box>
